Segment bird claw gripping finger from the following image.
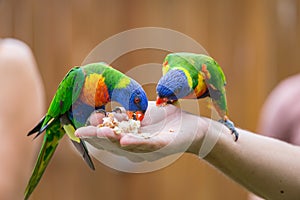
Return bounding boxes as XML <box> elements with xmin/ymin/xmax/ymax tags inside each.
<box><xmin>218</xmin><ymin>118</ymin><xmax>239</xmax><ymax>141</ymax></box>
<box><xmin>112</xmin><ymin>107</ymin><xmax>122</xmax><ymax>113</ymax></box>
<box><xmin>95</xmin><ymin>108</ymin><xmax>107</xmax><ymax>116</ymax></box>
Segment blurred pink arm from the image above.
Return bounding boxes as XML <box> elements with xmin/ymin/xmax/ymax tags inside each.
<box><xmin>248</xmin><ymin>75</ymin><xmax>300</xmax><ymax>200</ymax></box>
<box><xmin>258</xmin><ymin>74</ymin><xmax>300</xmax><ymax>145</ymax></box>
<box><xmin>0</xmin><ymin>39</ymin><xmax>45</xmax><ymax>199</ymax></box>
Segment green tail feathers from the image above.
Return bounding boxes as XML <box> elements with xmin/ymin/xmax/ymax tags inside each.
<box><xmin>24</xmin><ymin>121</ymin><xmax>65</xmax><ymax>200</ymax></box>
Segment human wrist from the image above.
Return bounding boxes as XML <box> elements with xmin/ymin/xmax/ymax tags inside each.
<box><xmin>201</xmin><ymin>121</ymin><xmax>237</xmax><ymax>165</ymax></box>
<box><xmin>187</xmin><ymin>118</ymin><xmax>232</xmax><ymax>158</ymax></box>
<box><xmin>186</xmin><ymin>117</ymin><xmax>209</xmax><ymax>155</ymax></box>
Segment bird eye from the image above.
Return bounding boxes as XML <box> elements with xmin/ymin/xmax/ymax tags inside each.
<box><xmin>134</xmin><ymin>97</ymin><xmax>141</xmax><ymax>104</ymax></box>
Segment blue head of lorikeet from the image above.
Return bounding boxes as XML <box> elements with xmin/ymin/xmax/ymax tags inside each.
<box><xmin>156</xmin><ymin>69</ymin><xmax>192</xmax><ymax>104</ymax></box>
<box><xmin>110</xmin><ymin>78</ymin><xmax>148</xmax><ymax>121</ymax></box>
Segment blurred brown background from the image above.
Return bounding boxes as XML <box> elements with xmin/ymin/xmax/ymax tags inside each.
<box><xmin>1</xmin><ymin>0</ymin><xmax>299</xmax><ymax>199</ymax></box>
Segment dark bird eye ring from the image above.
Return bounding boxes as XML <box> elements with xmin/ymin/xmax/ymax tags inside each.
<box><xmin>134</xmin><ymin>97</ymin><xmax>141</xmax><ymax>104</ymax></box>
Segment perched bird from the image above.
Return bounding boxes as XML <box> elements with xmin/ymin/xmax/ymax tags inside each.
<box><xmin>156</xmin><ymin>52</ymin><xmax>238</xmax><ymax>141</ymax></box>
<box><xmin>25</xmin><ymin>62</ymin><xmax>148</xmax><ymax>199</ymax></box>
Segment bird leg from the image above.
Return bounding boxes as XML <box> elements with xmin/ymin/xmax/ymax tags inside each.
<box><xmin>218</xmin><ymin>116</ymin><xmax>239</xmax><ymax>141</ymax></box>
<box><xmin>94</xmin><ymin>108</ymin><xmax>107</xmax><ymax>116</ymax></box>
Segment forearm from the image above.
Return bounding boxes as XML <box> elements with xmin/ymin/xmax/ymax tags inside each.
<box><xmin>196</xmin><ymin>120</ymin><xmax>300</xmax><ymax>199</ymax></box>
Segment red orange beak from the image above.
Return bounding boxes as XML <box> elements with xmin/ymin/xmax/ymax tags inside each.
<box><xmin>127</xmin><ymin>111</ymin><xmax>145</xmax><ymax>121</ymax></box>
<box><xmin>156</xmin><ymin>97</ymin><xmax>168</xmax><ymax>106</ymax></box>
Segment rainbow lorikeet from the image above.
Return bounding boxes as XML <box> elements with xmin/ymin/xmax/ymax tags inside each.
<box><xmin>156</xmin><ymin>52</ymin><xmax>238</xmax><ymax>141</ymax></box>
<box><xmin>25</xmin><ymin>62</ymin><xmax>148</xmax><ymax>199</ymax></box>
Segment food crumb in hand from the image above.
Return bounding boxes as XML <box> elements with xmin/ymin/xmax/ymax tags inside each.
<box><xmin>97</xmin><ymin>112</ymin><xmax>141</xmax><ymax>134</ymax></box>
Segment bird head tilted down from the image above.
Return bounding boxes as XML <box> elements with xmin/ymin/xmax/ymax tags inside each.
<box><xmin>156</xmin><ymin>52</ymin><xmax>218</xmax><ymax>106</ymax></box>
<box><xmin>110</xmin><ymin>79</ymin><xmax>148</xmax><ymax>121</ymax></box>
<box><xmin>156</xmin><ymin>69</ymin><xmax>193</xmax><ymax>105</ymax></box>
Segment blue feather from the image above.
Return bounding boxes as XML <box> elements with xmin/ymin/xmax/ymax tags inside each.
<box><xmin>110</xmin><ymin>79</ymin><xmax>148</xmax><ymax>112</ymax></box>
<box><xmin>157</xmin><ymin>69</ymin><xmax>191</xmax><ymax>99</ymax></box>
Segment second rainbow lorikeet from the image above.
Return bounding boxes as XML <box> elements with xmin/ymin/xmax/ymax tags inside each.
<box><xmin>156</xmin><ymin>52</ymin><xmax>238</xmax><ymax>141</ymax></box>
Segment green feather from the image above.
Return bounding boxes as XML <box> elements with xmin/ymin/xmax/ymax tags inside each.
<box><xmin>24</xmin><ymin>120</ymin><xmax>64</xmax><ymax>200</ymax></box>
<box><xmin>25</xmin><ymin>62</ymin><xmax>146</xmax><ymax>199</ymax></box>
<box><xmin>82</xmin><ymin>62</ymin><xmax>107</xmax><ymax>75</ymax></box>
<box><xmin>82</xmin><ymin>62</ymin><xmax>126</xmax><ymax>92</ymax></box>
<box><xmin>46</xmin><ymin>67</ymin><xmax>84</xmax><ymax>121</ymax></box>
<box><xmin>24</xmin><ymin>66</ymin><xmax>91</xmax><ymax>199</ymax></box>
<box><xmin>102</xmin><ymin>66</ymin><xmax>127</xmax><ymax>91</ymax></box>
<box><xmin>165</xmin><ymin>52</ymin><xmax>228</xmax><ymax>117</ymax></box>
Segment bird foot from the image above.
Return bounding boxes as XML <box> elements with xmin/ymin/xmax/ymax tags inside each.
<box><xmin>94</xmin><ymin>108</ymin><xmax>107</xmax><ymax>116</ymax></box>
<box><xmin>218</xmin><ymin>118</ymin><xmax>239</xmax><ymax>141</ymax></box>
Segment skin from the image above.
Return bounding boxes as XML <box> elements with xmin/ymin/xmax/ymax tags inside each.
<box><xmin>248</xmin><ymin>74</ymin><xmax>300</xmax><ymax>199</ymax></box>
<box><xmin>258</xmin><ymin>74</ymin><xmax>300</xmax><ymax>145</ymax></box>
<box><xmin>0</xmin><ymin>38</ymin><xmax>45</xmax><ymax>199</ymax></box>
<box><xmin>76</xmin><ymin>102</ymin><xmax>300</xmax><ymax>199</ymax></box>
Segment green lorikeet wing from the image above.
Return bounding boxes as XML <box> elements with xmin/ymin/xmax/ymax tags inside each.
<box><xmin>24</xmin><ymin>120</ymin><xmax>64</xmax><ymax>199</ymax></box>
<box><xmin>25</xmin><ymin>67</ymin><xmax>94</xmax><ymax>200</ymax></box>
<box><xmin>46</xmin><ymin>66</ymin><xmax>85</xmax><ymax>126</ymax></box>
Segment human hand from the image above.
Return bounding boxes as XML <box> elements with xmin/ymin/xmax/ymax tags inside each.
<box><xmin>75</xmin><ymin>101</ymin><xmax>209</xmax><ymax>162</ymax></box>
<box><xmin>120</xmin><ymin>102</ymin><xmax>209</xmax><ymax>156</ymax></box>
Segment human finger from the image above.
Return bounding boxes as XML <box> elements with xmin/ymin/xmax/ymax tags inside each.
<box><xmin>75</xmin><ymin>126</ymin><xmax>123</xmax><ymax>141</ymax></box>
